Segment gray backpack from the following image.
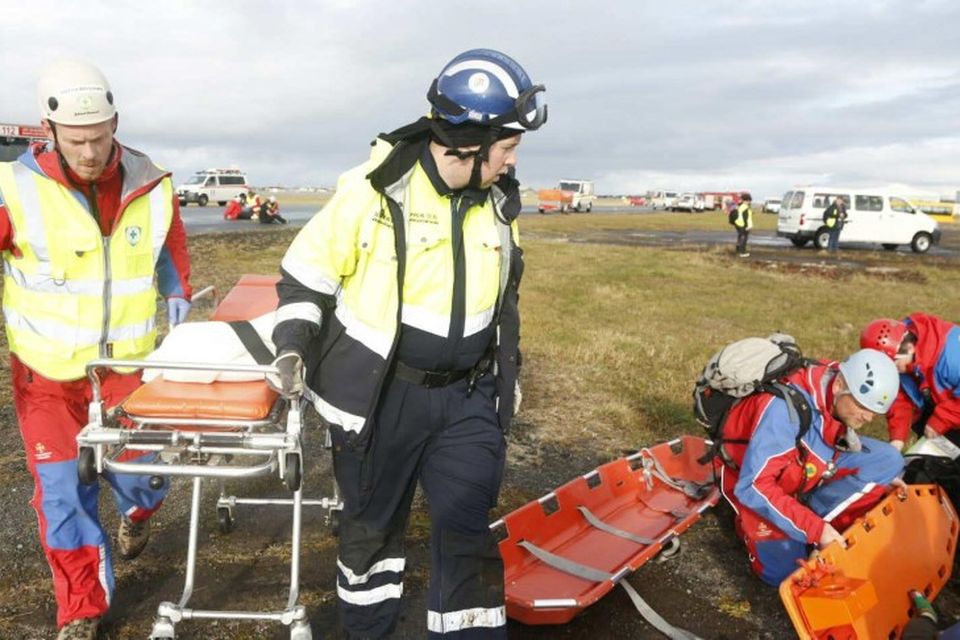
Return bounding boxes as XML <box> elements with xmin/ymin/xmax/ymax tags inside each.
<box><xmin>693</xmin><ymin>334</ymin><xmax>812</xmax><ymax>467</ymax></box>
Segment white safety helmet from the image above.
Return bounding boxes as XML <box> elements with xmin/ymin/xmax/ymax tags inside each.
<box><xmin>37</xmin><ymin>60</ymin><xmax>116</xmax><ymax>126</ymax></box>
<box><xmin>268</xmin><ymin>196</ymin><xmax>277</xmax><ymax>203</ymax></box>
<box><xmin>838</xmin><ymin>348</ymin><xmax>900</xmax><ymax>414</ymax></box>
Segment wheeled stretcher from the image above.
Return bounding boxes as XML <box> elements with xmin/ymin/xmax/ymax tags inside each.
<box><xmin>75</xmin><ymin>275</ymin><xmax>340</xmax><ymax>640</ymax></box>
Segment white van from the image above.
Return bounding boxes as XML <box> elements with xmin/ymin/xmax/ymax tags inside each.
<box><xmin>176</xmin><ymin>169</ymin><xmax>249</xmax><ymax>207</ymax></box>
<box><xmin>651</xmin><ymin>191</ymin><xmax>679</xmax><ymax>210</ymax></box>
<box><xmin>777</xmin><ymin>186</ymin><xmax>941</xmax><ymax>253</ymax></box>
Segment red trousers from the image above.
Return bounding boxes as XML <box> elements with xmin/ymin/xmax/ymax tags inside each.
<box><xmin>12</xmin><ymin>354</ymin><xmax>166</xmax><ymax>626</ymax></box>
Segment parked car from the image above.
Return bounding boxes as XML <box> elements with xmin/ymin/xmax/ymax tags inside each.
<box><xmin>673</xmin><ymin>192</ymin><xmax>705</xmax><ymax>212</ymax></box>
<box><xmin>762</xmin><ymin>198</ymin><xmax>782</xmax><ymax>214</ymax></box>
<box><xmin>777</xmin><ymin>186</ymin><xmax>941</xmax><ymax>253</ymax></box>
<box><xmin>177</xmin><ymin>169</ymin><xmax>249</xmax><ymax>207</ymax></box>
<box><xmin>649</xmin><ymin>191</ymin><xmax>679</xmax><ymax>210</ymax></box>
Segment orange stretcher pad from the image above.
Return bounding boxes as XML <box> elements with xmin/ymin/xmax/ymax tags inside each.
<box><xmin>780</xmin><ymin>484</ymin><xmax>959</xmax><ymax>640</ymax></box>
<box><xmin>122</xmin><ymin>274</ymin><xmax>281</xmax><ymax>422</ymax></box>
<box><xmin>494</xmin><ymin>435</ymin><xmax>720</xmax><ymax>625</ymax></box>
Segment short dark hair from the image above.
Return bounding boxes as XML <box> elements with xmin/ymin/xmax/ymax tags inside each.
<box><xmin>741</xmin><ymin>193</ymin><xmax>752</xmax><ymax>202</ymax></box>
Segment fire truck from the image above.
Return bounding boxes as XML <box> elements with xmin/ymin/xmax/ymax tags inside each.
<box><xmin>0</xmin><ymin>123</ymin><xmax>48</xmax><ymax>162</ymax></box>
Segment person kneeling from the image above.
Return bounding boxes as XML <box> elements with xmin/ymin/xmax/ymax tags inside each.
<box><xmin>715</xmin><ymin>348</ymin><xmax>904</xmax><ymax>585</ymax></box>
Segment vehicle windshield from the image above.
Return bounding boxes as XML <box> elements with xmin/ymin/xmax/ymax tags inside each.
<box><xmin>184</xmin><ymin>175</ymin><xmax>207</xmax><ymax>185</ymax></box>
<box><xmin>559</xmin><ymin>182</ymin><xmax>582</xmax><ymax>192</ymax></box>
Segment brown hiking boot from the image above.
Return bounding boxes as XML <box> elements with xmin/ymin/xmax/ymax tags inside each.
<box><xmin>58</xmin><ymin>617</ymin><xmax>100</xmax><ymax>640</ymax></box>
<box><xmin>117</xmin><ymin>516</ymin><xmax>150</xmax><ymax>560</ymax></box>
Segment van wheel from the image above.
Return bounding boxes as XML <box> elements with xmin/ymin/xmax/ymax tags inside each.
<box><xmin>882</xmin><ymin>244</ymin><xmax>898</xmax><ymax>251</ymax></box>
<box><xmin>911</xmin><ymin>232</ymin><xmax>932</xmax><ymax>254</ymax></box>
<box><xmin>537</xmin><ymin>207</ymin><xmax>545</xmax><ymax>214</ymax></box>
<box><xmin>178</xmin><ymin>199</ymin><xmax>187</xmax><ymax>207</ymax></box>
<box><xmin>586</xmin><ymin>203</ymin><xmax>593</xmax><ymax>212</ymax></box>
<box><xmin>574</xmin><ymin>204</ymin><xmax>581</xmax><ymax>213</ymax></box>
<box><xmin>197</xmin><ymin>194</ymin><xmax>209</xmax><ymax>207</ymax></box>
<box><xmin>790</xmin><ymin>237</ymin><xmax>809</xmax><ymax>248</ymax></box>
<box><xmin>815</xmin><ymin>228</ymin><xmax>831</xmax><ymax>250</ymax></box>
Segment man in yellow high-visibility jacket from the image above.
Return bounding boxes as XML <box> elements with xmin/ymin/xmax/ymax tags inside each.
<box><xmin>270</xmin><ymin>49</ymin><xmax>546</xmax><ymax>638</ymax></box>
<box><xmin>733</xmin><ymin>193</ymin><xmax>754</xmax><ymax>257</ymax></box>
<box><xmin>0</xmin><ymin>60</ymin><xmax>193</xmax><ymax>640</ymax></box>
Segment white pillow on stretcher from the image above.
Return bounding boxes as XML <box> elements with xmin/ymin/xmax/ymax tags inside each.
<box><xmin>142</xmin><ymin>312</ymin><xmax>276</xmax><ymax>383</ymax></box>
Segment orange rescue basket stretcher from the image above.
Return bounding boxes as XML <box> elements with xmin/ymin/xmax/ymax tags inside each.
<box><xmin>493</xmin><ymin>435</ymin><xmax>720</xmax><ymax>626</ymax></box>
<box><xmin>780</xmin><ymin>483</ymin><xmax>959</xmax><ymax>640</ymax></box>
<box><xmin>75</xmin><ymin>275</ymin><xmax>337</xmax><ymax>640</ymax></box>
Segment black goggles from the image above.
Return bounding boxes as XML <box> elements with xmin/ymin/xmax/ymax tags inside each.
<box><xmin>429</xmin><ymin>80</ymin><xmax>548</xmax><ymax>131</ymax></box>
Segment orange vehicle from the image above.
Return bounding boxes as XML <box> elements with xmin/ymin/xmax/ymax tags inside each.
<box><xmin>537</xmin><ymin>179</ymin><xmax>595</xmax><ymax>213</ymax></box>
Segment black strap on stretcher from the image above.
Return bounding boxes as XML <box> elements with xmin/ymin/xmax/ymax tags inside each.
<box><xmin>517</xmin><ymin>508</ymin><xmax>703</xmax><ymax>640</ymax></box>
<box><xmin>227</xmin><ymin>320</ymin><xmax>275</xmax><ymax>366</ymax></box>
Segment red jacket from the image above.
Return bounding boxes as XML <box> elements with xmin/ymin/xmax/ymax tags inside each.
<box><xmin>887</xmin><ymin>313</ymin><xmax>960</xmax><ymax>440</ymax></box>
<box><xmin>717</xmin><ymin>364</ymin><xmax>848</xmax><ymax>543</ymax></box>
<box><xmin>0</xmin><ymin>143</ymin><xmax>192</xmax><ymax>299</ymax></box>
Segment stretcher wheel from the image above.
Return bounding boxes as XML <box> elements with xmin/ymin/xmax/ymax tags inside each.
<box><xmin>78</xmin><ymin>447</ymin><xmax>98</xmax><ymax>485</ymax></box>
<box><xmin>283</xmin><ymin>452</ymin><xmax>302</xmax><ymax>491</ymax></box>
<box><xmin>290</xmin><ymin>620</ymin><xmax>313</xmax><ymax>639</ymax></box>
<box><xmin>217</xmin><ymin>506</ymin><xmax>234</xmax><ymax>534</ymax></box>
<box><xmin>149</xmin><ymin>616</ymin><xmax>175</xmax><ymax>639</ymax></box>
<box><xmin>327</xmin><ymin>510</ymin><xmax>341</xmax><ymax>537</ymax></box>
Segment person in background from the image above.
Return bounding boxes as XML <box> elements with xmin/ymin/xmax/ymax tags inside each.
<box><xmin>823</xmin><ymin>195</ymin><xmax>848</xmax><ymax>253</ymax></box>
<box><xmin>223</xmin><ymin>191</ymin><xmax>246</xmax><ymax>220</ymax></box>
<box><xmin>269</xmin><ymin>48</ymin><xmax>546</xmax><ymax>638</ymax></box>
<box><xmin>0</xmin><ymin>60</ymin><xmax>192</xmax><ymax>639</ymax></box>
<box><xmin>733</xmin><ymin>193</ymin><xmax>753</xmax><ymax>257</ymax></box>
<box><xmin>258</xmin><ymin>195</ymin><xmax>287</xmax><ymax>224</ymax></box>
<box><xmin>245</xmin><ymin>188</ymin><xmax>263</xmax><ymax>220</ymax></box>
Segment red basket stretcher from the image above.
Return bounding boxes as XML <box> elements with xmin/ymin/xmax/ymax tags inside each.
<box><xmin>75</xmin><ymin>275</ymin><xmax>338</xmax><ymax>640</ymax></box>
<box><xmin>492</xmin><ymin>435</ymin><xmax>719</xmax><ymax>628</ymax></box>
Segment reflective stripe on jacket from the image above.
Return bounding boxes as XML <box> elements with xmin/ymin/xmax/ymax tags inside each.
<box><xmin>0</xmin><ymin>155</ymin><xmax>173</xmax><ymax>380</ymax></box>
<box><xmin>274</xmin><ymin>138</ymin><xmax>522</xmax><ymax>437</ymax></box>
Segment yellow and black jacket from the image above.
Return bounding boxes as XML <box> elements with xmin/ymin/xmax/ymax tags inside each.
<box><xmin>273</xmin><ymin>137</ymin><xmax>523</xmax><ymax>442</ymax></box>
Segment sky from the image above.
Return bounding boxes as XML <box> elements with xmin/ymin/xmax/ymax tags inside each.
<box><xmin>3</xmin><ymin>0</ymin><xmax>960</xmax><ymax>200</ymax></box>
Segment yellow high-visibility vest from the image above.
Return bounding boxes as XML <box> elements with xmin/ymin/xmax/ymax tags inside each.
<box><xmin>0</xmin><ymin>160</ymin><xmax>173</xmax><ymax>380</ymax></box>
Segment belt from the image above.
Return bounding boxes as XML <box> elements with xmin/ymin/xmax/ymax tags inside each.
<box><xmin>394</xmin><ymin>360</ymin><xmax>472</xmax><ymax>389</ymax></box>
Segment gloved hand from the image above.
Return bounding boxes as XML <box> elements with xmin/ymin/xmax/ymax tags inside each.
<box><xmin>167</xmin><ymin>297</ymin><xmax>191</xmax><ymax>327</ymax></box>
<box><xmin>267</xmin><ymin>351</ymin><xmax>304</xmax><ymax>398</ymax></box>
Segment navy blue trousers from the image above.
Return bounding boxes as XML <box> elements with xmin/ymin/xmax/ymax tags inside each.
<box><xmin>332</xmin><ymin>373</ymin><xmax>507</xmax><ymax>639</ymax></box>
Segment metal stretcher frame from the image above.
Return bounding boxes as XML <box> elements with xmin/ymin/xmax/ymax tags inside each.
<box><xmin>73</xmin><ymin>275</ymin><xmax>340</xmax><ymax>639</ymax></box>
<box><xmin>76</xmin><ymin>359</ymin><xmax>314</xmax><ymax>639</ymax></box>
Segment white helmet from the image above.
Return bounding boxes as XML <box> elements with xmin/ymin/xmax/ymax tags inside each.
<box><xmin>269</xmin><ymin>196</ymin><xmax>277</xmax><ymax>203</ymax></box>
<box><xmin>838</xmin><ymin>348</ymin><xmax>900</xmax><ymax>414</ymax></box>
<box><xmin>37</xmin><ymin>60</ymin><xmax>116</xmax><ymax>126</ymax></box>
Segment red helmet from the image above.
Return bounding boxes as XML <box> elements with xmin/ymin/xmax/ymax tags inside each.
<box><xmin>860</xmin><ymin>319</ymin><xmax>908</xmax><ymax>358</ymax></box>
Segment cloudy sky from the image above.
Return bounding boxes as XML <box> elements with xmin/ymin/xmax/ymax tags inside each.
<box><xmin>3</xmin><ymin>0</ymin><xmax>960</xmax><ymax>199</ymax></box>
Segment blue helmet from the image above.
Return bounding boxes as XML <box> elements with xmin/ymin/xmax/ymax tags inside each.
<box><xmin>428</xmin><ymin>48</ymin><xmax>547</xmax><ymax>131</ymax></box>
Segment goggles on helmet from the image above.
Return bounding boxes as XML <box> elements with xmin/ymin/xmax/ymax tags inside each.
<box><xmin>428</xmin><ymin>80</ymin><xmax>548</xmax><ymax>131</ymax></box>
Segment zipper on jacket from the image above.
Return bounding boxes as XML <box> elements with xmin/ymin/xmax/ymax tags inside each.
<box><xmin>100</xmin><ymin>235</ymin><xmax>112</xmax><ymax>357</ymax></box>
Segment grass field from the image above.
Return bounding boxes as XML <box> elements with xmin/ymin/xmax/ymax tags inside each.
<box><xmin>3</xmin><ymin>209</ymin><xmax>959</xmax><ymax>638</ymax></box>
<box><xmin>163</xmin><ymin>208</ymin><xmax>960</xmax><ymax>455</ymax></box>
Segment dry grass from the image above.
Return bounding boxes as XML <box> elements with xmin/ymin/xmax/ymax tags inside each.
<box><xmin>514</xmin><ymin>216</ymin><xmax>960</xmax><ymax>454</ymax></box>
